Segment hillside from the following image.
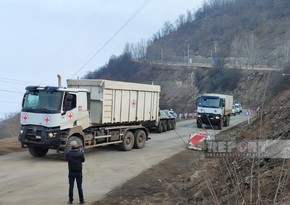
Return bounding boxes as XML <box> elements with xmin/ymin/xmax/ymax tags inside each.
<box><xmin>146</xmin><ymin>0</ymin><xmax>290</xmax><ymax>68</ymax></box>
<box><xmin>84</xmin><ymin>0</ymin><xmax>290</xmax><ymax>112</ymax></box>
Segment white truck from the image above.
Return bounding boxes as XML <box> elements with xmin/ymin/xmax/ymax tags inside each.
<box><xmin>196</xmin><ymin>93</ymin><xmax>233</xmax><ymax>130</ymax></box>
<box><xmin>18</xmin><ymin>79</ymin><xmax>161</xmax><ymax>157</ymax></box>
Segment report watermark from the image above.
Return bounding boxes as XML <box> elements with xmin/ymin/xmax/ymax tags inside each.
<box><xmin>205</xmin><ymin>140</ymin><xmax>290</xmax><ymax>158</ymax></box>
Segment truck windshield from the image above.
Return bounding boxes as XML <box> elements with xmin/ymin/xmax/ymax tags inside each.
<box><xmin>22</xmin><ymin>90</ymin><xmax>63</xmax><ymax>113</ymax></box>
<box><xmin>198</xmin><ymin>96</ymin><xmax>221</xmax><ymax>108</ymax></box>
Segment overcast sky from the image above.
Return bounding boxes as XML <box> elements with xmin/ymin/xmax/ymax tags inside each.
<box><xmin>0</xmin><ymin>0</ymin><xmax>204</xmax><ymax>119</ymax></box>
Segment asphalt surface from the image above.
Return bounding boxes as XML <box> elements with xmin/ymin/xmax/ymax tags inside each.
<box><xmin>0</xmin><ymin>113</ymin><xmax>249</xmax><ymax>205</ymax></box>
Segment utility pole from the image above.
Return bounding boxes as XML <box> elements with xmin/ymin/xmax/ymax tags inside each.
<box><xmin>187</xmin><ymin>43</ymin><xmax>190</xmax><ymax>63</ymax></box>
<box><xmin>190</xmin><ymin>72</ymin><xmax>194</xmax><ymax>107</ymax></box>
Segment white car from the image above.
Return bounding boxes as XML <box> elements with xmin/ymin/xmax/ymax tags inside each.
<box><xmin>234</xmin><ymin>103</ymin><xmax>242</xmax><ymax>114</ymax></box>
<box><xmin>232</xmin><ymin>105</ymin><xmax>238</xmax><ymax>116</ymax></box>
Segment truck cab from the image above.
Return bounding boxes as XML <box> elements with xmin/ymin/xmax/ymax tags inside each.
<box><xmin>196</xmin><ymin>94</ymin><xmax>233</xmax><ymax>130</ymax></box>
<box><xmin>19</xmin><ymin>86</ymin><xmax>90</xmax><ymax>157</ymax></box>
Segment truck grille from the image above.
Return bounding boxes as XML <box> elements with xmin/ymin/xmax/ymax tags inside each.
<box><xmin>25</xmin><ymin>128</ymin><xmax>43</xmax><ymax>142</ymax></box>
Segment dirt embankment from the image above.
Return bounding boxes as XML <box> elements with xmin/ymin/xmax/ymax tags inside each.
<box><xmin>0</xmin><ymin>137</ymin><xmax>23</xmax><ymax>156</ymax></box>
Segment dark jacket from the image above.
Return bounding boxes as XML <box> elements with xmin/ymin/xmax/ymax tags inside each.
<box><xmin>66</xmin><ymin>148</ymin><xmax>85</xmax><ymax>172</ymax></box>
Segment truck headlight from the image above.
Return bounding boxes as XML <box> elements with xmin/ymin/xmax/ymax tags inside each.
<box><xmin>215</xmin><ymin>116</ymin><xmax>220</xmax><ymax>119</ymax></box>
<box><xmin>48</xmin><ymin>132</ymin><xmax>57</xmax><ymax>138</ymax></box>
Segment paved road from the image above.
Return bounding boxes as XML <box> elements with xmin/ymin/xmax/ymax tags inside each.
<box><xmin>0</xmin><ymin>113</ymin><xmax>249</xmax><ymax>205</ymax></box>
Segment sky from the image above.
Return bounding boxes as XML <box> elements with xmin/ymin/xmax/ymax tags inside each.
<box><xmin>0</xmin><ymin>0</ymin><xmax>204</xmax><ymax>119</ymax></box>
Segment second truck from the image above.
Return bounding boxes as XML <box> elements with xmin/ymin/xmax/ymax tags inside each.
<box><xmin>18</xmin><ymin>79</ymin><xmax>174</xmax><ymax>157</ymax></box>
<box><xmin>196</xmin><ymin>93</ymin><xmax>233</xmax><ymax>130</ymax></box>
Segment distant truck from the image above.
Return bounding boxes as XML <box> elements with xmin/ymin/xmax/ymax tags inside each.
<box><xmin>196</xmin><ymin>93</ymin><xmax>233</xmax><ymax>130</ymax></box>
<box><xmin>18</xmin><ymin>79</ymin><xmax>162</xmax><ymax>157</ymax></box>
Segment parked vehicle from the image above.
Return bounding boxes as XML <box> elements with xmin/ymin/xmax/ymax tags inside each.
<box><xmin>18</xmin><ymin>79</ymin><xmax>162</xmax><ymax>157</ymax></box>
<box><xmin>144</xmin><ymin>109</ymin><xmax>176</xmax><ymax>133</ymax></box>
<box><xmin>168</xmin><ymin>109</ymin><xmax>177</xmax><ymax>118</ymax></box>
<box><xmin>196</xmin><ymin>93</ymin><xmax>233</xmax><ymax>130</ymax></box>
<box><xmin>232</xmin><ymin>105</ymin><xmax>238</xmax><ymax>116</ymax></box>
<box><xmin>234</xmin><ymin>103</ymin><xmax>242</xmax><ymax>114</ymax></box>
<box><xmin>162</xmin><ymin>109</ymin><xmax>176</xmax><ymax>131</ymax></box>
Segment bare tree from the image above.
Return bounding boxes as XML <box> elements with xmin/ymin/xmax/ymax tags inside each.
<box><xmin>242</xmin><ymin>31</ymin><xmax>257</xmax><ymax>69</ymax></box>
<box><xmin>161</xmin><ymin>21</ymin><xmax>175</xmax><ymax>36</ymax></box>
<box><xmin>231</xmin><ymin>35</ymin><xmax>243</xmax><ymax>68</ymax></box>
<box><xmin>135</xmin><ymin>39</ymin><xmax>148</xmax><ymax>60</ymax></box>
<box><xmin>175</xmin><ymin>14</ymin><xmax>186</xmax><ymax>29</ymax></box>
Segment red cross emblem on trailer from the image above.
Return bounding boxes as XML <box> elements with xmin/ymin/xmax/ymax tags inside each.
<box><xmin>67</xmin><ymin>112</ymin><xmax>73</xmax><ymax>120</ymax></box>
<box><xmin>44</xmin><ymin>116</ymin><xmax>50</xmax><ymax>124</ymax></box>
<box><xmin>131</xmin><ymin>99</ymin><xmax>136</xmax><ymax>108</ymax></box>
<box><xmin>23</xmin><ymin>114</ymin><xmax>28</xmax><ymax>122</ymax></box>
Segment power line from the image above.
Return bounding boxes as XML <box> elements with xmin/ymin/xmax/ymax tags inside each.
<box><xmin>0</xmin><ymin>101</ymin><xmax>19</xmax><ymax>104</ymax></box>
<box><xmin>0</xmin><ymin>89</ymin><xmax>23</xmax><ymax>94</ymax></box>
<box><xmin>71</xmin><ymin>0</ymin><xmax>152</xmax><ymax>78</ymax></box>
<box><xmin>0</xmin><ymin>77</ymin><xmax>36</xmax><ymax>85</ymax></box>
<box><xmin>36</xmin><ymin>1</ymin><xmax>110</xmax><ymax>87</ymax></box>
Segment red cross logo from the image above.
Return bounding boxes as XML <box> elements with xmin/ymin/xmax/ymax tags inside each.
<box><xmin>44</xmin><ymin>116</ymin><xmax>50</xmax><ymax>124</ymax></box>
<box><xmin>23</xmin><ymin>114</ymin><xmax>28</xmax><ymax>121</ymax></box>
<box><xmin>132</xmin><ymin>100</ymin><xmax>136</xmax><ymax>108</ymax></box>
<box><xmin>68</xmin><ymin>112</ymin><xmax>73</xmax><ymax>120</ymax></box>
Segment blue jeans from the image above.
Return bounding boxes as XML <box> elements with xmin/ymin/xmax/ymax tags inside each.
<box><xmin>68</xmin><ymin>171</ymin><xmax>84</xmax><ymax>202</ymax></box>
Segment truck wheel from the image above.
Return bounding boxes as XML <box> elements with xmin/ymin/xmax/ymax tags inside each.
<box><xmin>120</xmin><ymin>131</ymin><xmax>134</xmax><ymax>151</ymax></box>
<box><xmin>223</xmin><ymin>116</ymin><xmax>228</xmax><ymax>126</ymax></box>
<box><xmin>162</xmin><ymin>121</ymin><xmax>167</xmax><ymax>132</ymax></box>
<box><xmin>217</xmin><ymin>119</ymin><xmax>222</xmax><ymax>130</ymax></box>
<box><xmin>133</xmin><ymin>130</ymin><xmax>146</xmax><ymax>149</ymax></box>
<box><xmin>167</xmin><ymin>121</ymin><xmax>172</xmax><ymax>130</ymax></box>
<box><xmin>172</xmin><ymin>120</ymin><xmax>176</xmax><ymax>130</ymax></box>
<box><xmin>28</xmin><ymin>146</ymin><xmax>49</xmax><ymax>157</ymax></box>
<box><xmin>226</xmin><ymin>116</ymin><xmax>230</xmax><ymax>126</ymax></box>
<box><xmin>156</xmin><ymin>122</ymin><xmax>163</xmax><ymax>133</ymax></box>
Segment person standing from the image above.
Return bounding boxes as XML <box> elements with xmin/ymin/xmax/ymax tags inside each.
<box><xmin>66</xmin><ymin>140</ymin><xmax>85</xmax><ymax>204</ymax></box>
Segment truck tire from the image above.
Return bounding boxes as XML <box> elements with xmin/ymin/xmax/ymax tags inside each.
<box><xmin>156</xmin><ymin>122</ymin><xmax>163</xmax><ymax>133</ymax></box>
<box><xmin>120</xmin><ymin>131</ymin><xmax>134</xmax><ymax>151</ymax></box>
<box><xmin>133</xmin><ymin>130</ymin><xmax>146</xmax><ymax>149</ymax></box>
<box><xmin>172</xmin><ymin>120</ymin><xmax>176</xmax><ymax>130</ymax></box>
<box><xmin>162</xmin><ymin>121</ymin><xmax>167</xmax><ymax>132</ymax></box>
<box><xmin>226</xmin><ymin>116</ymin><xmax>230</xmax><ymax>126</ymax></box>
<box><xmin>223</xmin><ymin>115</ymin><xmax>230</xmax><ymax>127</ymax></box>
<box><xmin>28</xmin><ymin>146</ymin><xmax>49</xmax><ymax>157</ymax></box>
<box><xmin>217</xmin><ymin>119</ymin><xmax>222</xmax><ymax>130</ymax></box>
<box><xmin>223</xmin><ymin>116</ymin><xmax>228</xmax><ymax>126</ymax></box>
<box><xmin>167</xmin><ymin>120</ymin><xmax>172</xmax><ymax>130</ymax></box>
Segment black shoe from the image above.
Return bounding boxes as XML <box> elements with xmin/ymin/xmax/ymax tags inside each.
<box><xmin>67</xmin><ymin>200</ymin><xmax>73</xmax><ymax>204</ymax></box>
<box><xmin>80</xmin><ymin>201</ymin><xmax>85</xmax><ymax>204</ymax></box>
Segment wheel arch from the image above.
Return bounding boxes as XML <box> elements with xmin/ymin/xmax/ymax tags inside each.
<box><xmin>65</xmin><ymin>126</ymin><xmax>85</xmax><ymax>147</ymax></box>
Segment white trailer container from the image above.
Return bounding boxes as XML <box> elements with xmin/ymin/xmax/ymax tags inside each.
<box><xmin>19</xmin><ymin>79</ymin><xmax>160</xmax><ymax>157</ymax></box>
<box><xmin>196</xmin><ymin>93</ymin><xmax>233</xmax><ymax>130</ymax></box>
<box><xmin>67</xmin><ymin>79</ymin><xmax>160</xmax><ymax>125</ymax></box>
